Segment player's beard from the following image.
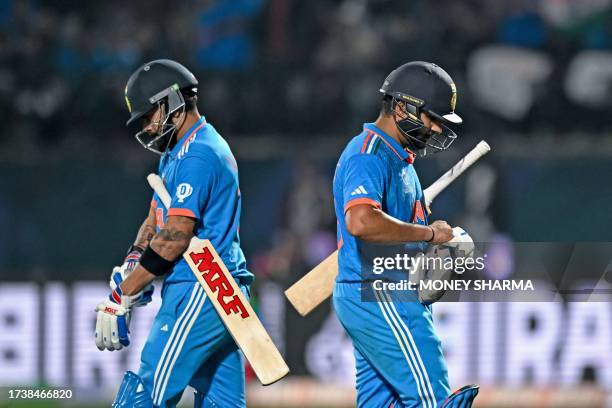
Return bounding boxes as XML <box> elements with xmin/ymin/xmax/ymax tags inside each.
<box><xmin>396</xmin><ymin>119</ymin><xmax>457</xmax><ymax>154</ymax></box>
<box><xmin>135</xmin><ymin>125</ymin><xmax>176</xmax><ymax>155</ymax></box>
<box><xmin>134</xmin><ymin>103</ymin><xmax>186</xmax><ymax>155</ymax></box>
<box><xmin>396</xmin><ymin>120</ymin><xmax>435</xmax><ymax>151</ymax></box>
<box><xmin>409</xmin><ymin>126</ymin><xmax>436</xmax><ymax>150</ymax></box>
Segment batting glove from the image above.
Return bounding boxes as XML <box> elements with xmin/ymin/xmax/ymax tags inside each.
<box><xmin>109</xmin><ymin>248</ymin><xmax>154</xmax><ymax>307</ymax></box>
<box><xmin>121</xmin><ymin>247</ymin><xmax>142</xmax><ymax>273</ymax></box>
<box><xmin>110</xmin><ymin>267</ymin><xmax>154</xmax><ymax>308</ymax></box>
<box><xmin>416</xmin><ymin>227</ymin><xmax>476</xmax><ymax>304</ymax></box>
<box><xmin>441</xmin><ymin>227</ymin><xmax>475</xmax><ymax>260</ymax></box>
<box><xmin>95</xmin><ymin>289</ymin><xmax>131</xmax><ymax>351</ymax></box>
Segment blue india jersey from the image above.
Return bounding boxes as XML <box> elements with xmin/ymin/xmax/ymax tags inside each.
<box><xmin>151</xmin><ymin>116</ymin><xmax>253</xmax><ymax>285</ymax></box>
<box><xmin>333</xmin><ymin>123</ymin><xmax>429</xmax><ymax>283</ymax></box>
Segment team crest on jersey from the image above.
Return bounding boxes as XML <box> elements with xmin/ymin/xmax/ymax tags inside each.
<box><xmin>176</xmin><ymin>183</ymin><xmax>193</xmax><ymax>203</ymax></box>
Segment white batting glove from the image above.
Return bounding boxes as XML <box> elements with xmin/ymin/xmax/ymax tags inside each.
<box><xmin>441</xmin><ymin>227</ymin><xmax>475</xmax><ymax>259</ymax></box>
<box><xmin>95</xmin><ymin>295</ymin><xmax>131</xmax><ymax>351</ymax></box>
<box><xmin>413</xmin><ymin>245</ymin><xmax>454</xmax><ymax>305</ymax></box>
<box><xmin>415</xmin><ymin>227</ymin><xmax>475</xmax><ymax>304</ymax></box>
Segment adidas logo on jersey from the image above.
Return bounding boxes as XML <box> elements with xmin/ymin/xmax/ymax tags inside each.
<box><xmin>160</xmin><ymin>324</ymin><xmax>169</xmax><ymax>332</ymax></box>
<box><xmin>351</xmin><ymin>186</ymin><xmax>368</xmax><ymax>196</ymax></box>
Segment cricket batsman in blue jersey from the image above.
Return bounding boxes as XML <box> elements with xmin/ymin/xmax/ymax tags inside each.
<box><xmin>333</xmin><ymin>61</ymin><xmax>479</xmax><ymax>407</ymax></box>
<box><xmin>93</xmin><ymin>59</ymin><xmax>253</xmax><ymax>407</ymax></box>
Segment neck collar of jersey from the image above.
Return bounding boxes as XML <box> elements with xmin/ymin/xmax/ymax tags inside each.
<box><xmin>169</xmin><ymin>116</ymin><xmax>207</xmax><ymax>158</ymax></box>
<box><xmin>363</xmin><ymin>123</ymin><xmax>416</xmax><ymax>164</ymax></box>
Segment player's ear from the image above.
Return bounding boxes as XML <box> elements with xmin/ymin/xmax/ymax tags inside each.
<box><xmin>172</xmin><ymin>109</ymin><xmax>185</xmax><ymax>125</ymax></box>
<box><xmin>393</xmin><ymin>101</ymin><xmax>406</xmax><ymax>119</ymax></box>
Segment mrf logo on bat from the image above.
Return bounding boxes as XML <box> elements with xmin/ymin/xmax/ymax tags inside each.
<box><xmin>188</xmin><ymin>245</ymin><xmax>250</xmax><ymax>318</ymax></box>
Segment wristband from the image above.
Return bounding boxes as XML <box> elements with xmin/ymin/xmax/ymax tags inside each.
<box><xmin>425</xmin><ymin>226</ymin><xmax>435</xmax><ymax>243</ymax></box>
<box><xmin>139</xmin><ymin>245</ymin><xmax>176</xmax><ymax>276</ymax></box>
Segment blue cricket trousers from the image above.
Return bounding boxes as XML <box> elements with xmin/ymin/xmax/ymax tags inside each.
<box><xmin>333</xmin><ymin>282</ymin><xmax>450</xmax><ymax>408</ymax></box>
<box><xmin>138</xmin><ymin>281</ymin><xmax>247</xmax><ymax>407</ymax></box>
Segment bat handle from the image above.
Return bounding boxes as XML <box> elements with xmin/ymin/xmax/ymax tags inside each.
<box><xmin>147</xmin><ymin>173</ymin><xmax>172</xmax><ymax>209</ymax></box>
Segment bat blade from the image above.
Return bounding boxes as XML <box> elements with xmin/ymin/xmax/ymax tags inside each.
<box><xmin>184</xmin><ymin>238</ymin><xmax>290</xmax><ymax>385</ymax></box>
<box><xmin>285</xmin><ymin>251</ymin><xmax>338</xmax><ymax>316</ymax></box>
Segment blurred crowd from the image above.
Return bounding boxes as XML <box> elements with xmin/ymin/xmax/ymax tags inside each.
<box><xmin>1</xmin><ymin>0</ymin><xmax>612</xmax><ymax>157</ymax></box>
<box><xmin>1</xmin><ymin>0</ymin><xmax>611</xmax><ymax>280</ymax></box>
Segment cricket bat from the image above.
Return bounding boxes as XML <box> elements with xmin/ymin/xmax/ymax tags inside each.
<box><xmin>147</xmin><ymin>174</ymin><xmax>289</xmax><ymax>385</ymax></box>
<box><xmin>285</xmin><ymin>140</ymin><xmax>491</xmax><ymax>316</ymax></box>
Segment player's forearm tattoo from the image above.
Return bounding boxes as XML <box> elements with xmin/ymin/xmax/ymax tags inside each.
<box><xmin>150</xmin><ymin>217</ymin><xmax>195</xmax><ymax>259</ymax></box>
<box><xmin>156</xmin><ymin>228</ymin><xmax>191</xmax><ymax>242</ymax></box>
<box><xmin>134</xmin><ymin>223</ymin><xmax>156</xmax><ymax>249</ymax></box>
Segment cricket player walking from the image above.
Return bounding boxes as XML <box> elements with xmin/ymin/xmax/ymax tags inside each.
<box><xmin>94</xmin><ymin>59</ymin><xmax>253</xmax><ymax>407</ymax></box>
<box><xmin>332</xmin><ymin>61</ymin><xmax>478</xmax><ymax>407</ymax></box>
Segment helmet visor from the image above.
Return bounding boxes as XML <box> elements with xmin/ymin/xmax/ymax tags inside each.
<box><xmin>131</xmin><ymin>102</ymin><xmax>177</xmax><ymax>155</ymax></box>
<box><xmin>128</xmin><ymin>87</ymin><xmax>186</xmax><ymax>155</ymax></box>
<box><xmin>393</xmin><ymin>99</ymin><xmax>458</xmax><ymax>155</ymax></box>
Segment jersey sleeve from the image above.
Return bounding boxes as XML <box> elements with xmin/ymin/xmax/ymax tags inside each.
<box><xmin>167</xmin><ymin>156</ymin><xmax>216</xmax><ymax>220</ymax></box>
<box><xmin>342</xmin><ymin>154</ymin><xmax>386</xmax><ymax>213</ymax></box>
